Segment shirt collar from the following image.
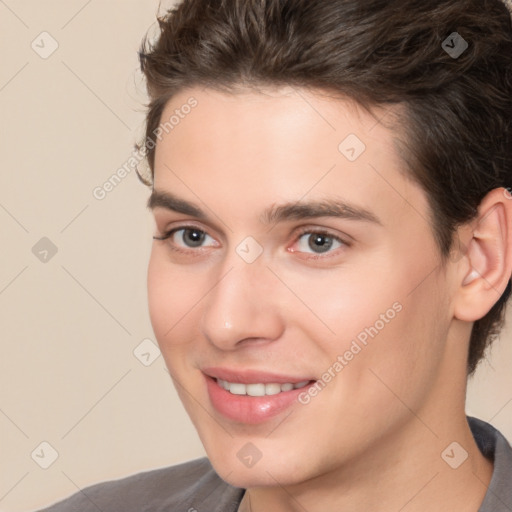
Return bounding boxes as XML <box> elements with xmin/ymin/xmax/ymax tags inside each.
<box><xmin>468</xmin><ymin>416</ymin><xmax>512</xmax><ymax>512</ymax></box>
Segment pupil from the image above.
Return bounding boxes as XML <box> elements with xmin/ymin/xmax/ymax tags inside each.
<box><xmin>309</xmin><ymin>234</ymin><xmax>332</xmax><ymax>253</ymax></box>
<box><xmin>184</xmin><ymin>229</ymin><xmax>205</xmax><ymax>247</ymax></box>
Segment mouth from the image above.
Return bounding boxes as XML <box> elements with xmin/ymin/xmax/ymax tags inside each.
<box><xmin>215</xmin><ymin>378</ymin><xmax>312</xmax><ymax>396</ymax></box>
<box><xmin>202</xmin><ymin>367</ymin><xmax>317</xmax><ymax>424</ymax></box>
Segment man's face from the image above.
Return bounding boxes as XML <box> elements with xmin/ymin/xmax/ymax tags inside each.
<box><xmin>147</xmin><ymin>86</ymin><xmax>457</xmax><ymax>487</ymax></box>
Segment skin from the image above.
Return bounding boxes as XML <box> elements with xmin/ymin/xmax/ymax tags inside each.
<box><xmin>146</xmin><ymin>86</ymin><xmax>512</xmax><ymax>512</ymax></box>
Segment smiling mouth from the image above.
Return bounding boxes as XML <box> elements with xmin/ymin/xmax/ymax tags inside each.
<box><xmin>215</xmin><ymin>378</ymin><xmax>313</xmax><ymax>396</ymax></box>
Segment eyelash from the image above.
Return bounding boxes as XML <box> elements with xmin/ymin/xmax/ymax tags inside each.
<box><xmin>153</xmin><ymin>225</ymin><xmax>350</xmax><ymax>259</ymax></box>
<box><xmin>152</xmin><ymin>224</ymin><xmax>214</xmax><ymax>257</ymax></box>
<box><xmin>292</xmin><ymin>227</ymin><xmax>349</xmax><ymax>259</ymax></box>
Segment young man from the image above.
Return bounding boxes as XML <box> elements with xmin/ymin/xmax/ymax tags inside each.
<box><xmin>40</xmin><ymin>0</ymin><xmax>512</xmax><ymax>511</ymax></box>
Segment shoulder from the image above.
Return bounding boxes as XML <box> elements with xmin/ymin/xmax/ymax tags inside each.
<box><xmin>37</xmin><ymin>457</ymin><xmax>244</xmax><ymax>512</ymax></box>
<box><xmin>468</xmin><ymin>416</ymin><xmax>512</xmax><ymax>512</ymax></box>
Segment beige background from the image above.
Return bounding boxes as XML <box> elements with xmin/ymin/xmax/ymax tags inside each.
<box><xmin>0</xmin><ymin>1</ymin><xmax>511</xmax><ymax>511</ymax></box>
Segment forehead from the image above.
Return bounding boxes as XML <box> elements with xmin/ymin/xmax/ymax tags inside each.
<box><xmin>155</xmin><ymin>86</ymin><xmax>393</xmax><ymax>169</ymax></box>
<box><xmin>152</xmin><ymin>86</ymin><xmax>430</xmax><ymax>233</ymax></box>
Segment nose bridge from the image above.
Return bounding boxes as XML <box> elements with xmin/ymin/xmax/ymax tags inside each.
<box><xmin>200</xmin><ymin>252</ymin><xmax>283</xmax><ymax>348</ymax></box>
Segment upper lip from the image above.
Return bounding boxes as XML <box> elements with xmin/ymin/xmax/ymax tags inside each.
<box><xmin>202</xmin><ymin>367</ymin><xmax>315</xmax><ymax>384</ymax></box>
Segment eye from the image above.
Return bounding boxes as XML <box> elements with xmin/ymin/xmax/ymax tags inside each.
<box><xmin>154</xmin><ymin>227</ymin><xmax>217</xmax><ymax>249</ymax></box>
<box><xmin>292</xmin><ymin>231</ymin><xmax>345</xmax><ymax>255</ymax></box>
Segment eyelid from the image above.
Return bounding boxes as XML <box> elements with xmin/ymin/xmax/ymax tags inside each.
<box><xmin>153</xmin><ymin>222</ymin><xmax>351</xmax><ymax>260</ymax></box>
<box><xmin>152</xmin><ymin>210</ymin><xmax>227</xmax><ymax>239</ymax></box>
<box><xmin>154</xmin><ymin>219</ymin><xmax>217</xmax><ymax>239</ymax></box>
<box><xmin>286</xmin><ymin>226</ymin><xmax>351</xmax><ymax>260</ymax></box>
<box><xmin>153</xmin><ymin>223</ymin><xmax>220</xmax><ymax>247</ymax></box>
<box><xmin>291</xmin><ymin>225</ymin><xmax>352</xmax><ymax>246</ymax></box>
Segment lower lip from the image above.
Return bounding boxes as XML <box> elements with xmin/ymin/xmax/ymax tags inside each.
<box><xmin>205</xmin><ymin>376</ymin><xmax>314</xmax><ymax>424</ymax></box>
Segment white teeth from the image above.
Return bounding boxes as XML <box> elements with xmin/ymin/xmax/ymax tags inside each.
<box><xmin>246</xmin><ymin>383</ymin><xmax>266</xmax><ymax>397</ymax></box>
<box><xmin>216</xmin><ymin>379</ymin><xmax>310</xmax><ymax>396</ymax></box>
<box><xmin>265</xmin><ymin>383</ymin><xmax>282</xmax><ymax>395</ymax></box>
<box><xmin>229</xmin><ymin>383</ymin><xmax>246</xmax><ymax>395</ymax></box>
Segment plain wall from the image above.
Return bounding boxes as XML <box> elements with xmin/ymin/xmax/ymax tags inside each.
<box><xmin>0</xmin><ymin>1</ymin><xmax>511</xmax><ymax>511</ymax></box>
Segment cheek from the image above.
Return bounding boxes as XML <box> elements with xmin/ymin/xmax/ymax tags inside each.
<box><xmin>289</xmin><ymin>255</ymin><xmax>448</xmax><ymax>389</ymax></box>
<box><xmin>287</xmin><ymin>278</ymin><xmax>449</xmax><ymax>458</ymax></box>
<box><xmin>147</xmin><ymin>248</ymin><xmax>205</xmax><ymax>349</ymax></box>
<box><xmin>348</xmin><ymin>274</ymin><xmax>450</xmax><ymax>411</ymax></box>
<box><xmin>278</xmin><ymin>261</ymin><xmax>405</xmax><ymax>353</ymax></box>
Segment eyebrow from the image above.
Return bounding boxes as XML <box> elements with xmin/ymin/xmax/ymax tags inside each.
<box><xmin>147</xmin><ymin>189</ymin><xmax>381</xmax><ymax>226</ymax></box>
<box><xmin>262</xmin><ymin>199</ymin><xmax>381</xmax><ymax>225</ymax></box>
<box><xmin>147</xmin><ymin>189</ymin><xmax>206</xmax><ymax>219</ymax></box>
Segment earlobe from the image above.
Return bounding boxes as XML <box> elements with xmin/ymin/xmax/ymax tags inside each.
<box><xmin>453</xmin><ymin>188</ymin><xmax>512</xmax><ymax>322</ymax></box>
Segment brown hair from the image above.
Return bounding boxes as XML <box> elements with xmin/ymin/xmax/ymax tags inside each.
<box><xmin>138</xmin><ymin>0</ymin><xmax>512</xmax><ymax>374</ymax></box>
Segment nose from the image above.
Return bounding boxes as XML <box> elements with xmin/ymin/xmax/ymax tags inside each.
<box><xmin>199</xmin><ymin>258</ymin><xmax>285</xmax><ymax>350</ymax></box>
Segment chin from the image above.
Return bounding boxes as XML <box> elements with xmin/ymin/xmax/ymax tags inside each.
<box><xmin>214</xmin><ymin>462</ymin><xmax>301</xmax><ymax>489</ymax></box>
<box><xmin>206</xmin><ymin>445</ymin><xmax>310</xmax><ymax>489</ymax></box>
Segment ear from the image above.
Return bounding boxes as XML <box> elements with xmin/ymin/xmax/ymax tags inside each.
<box><xmin>453</xmin><ymin>188</ymin><xmax>512</xmax><ymax>322</ymax></box>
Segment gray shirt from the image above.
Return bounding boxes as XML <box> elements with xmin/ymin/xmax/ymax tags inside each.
<box><xmin>38</xmin><ymin>417</ymin><xmax>511</xmax><ymax>512</ymax></box>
